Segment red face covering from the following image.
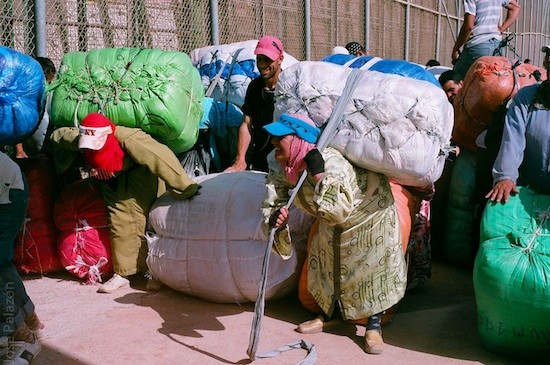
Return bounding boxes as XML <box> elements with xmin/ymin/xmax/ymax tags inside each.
<box><xmin>79</xmin><ymin>113</ymin><xmax>125</xmax><ymax>180</ymax></box>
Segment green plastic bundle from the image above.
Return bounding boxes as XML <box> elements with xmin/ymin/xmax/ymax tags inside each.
<box><xmin>474</xmin><ymin>186</ymin><xmax>550</xmax><ymax>360</ymax></box>
<box><xmin>49</xmin><ymin>48</ymin><xmax>204</xmax><ymax>153</ymax></box>
<box><xmin>443</xmin><ymin>148</ymin><xmax>476</xmax><ymax>266</ymax></box>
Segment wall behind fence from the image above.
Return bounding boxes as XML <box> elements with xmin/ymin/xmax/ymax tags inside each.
<box><xmin>1</xmin><ymin>0</ymin><xmax>549</xmax><ymax>69</ymax></box>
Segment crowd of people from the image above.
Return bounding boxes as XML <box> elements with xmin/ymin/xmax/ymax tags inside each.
<box><xmin>3</xmin><ymin>0</ymin><xmax>550</xmax><ymax>362</ymax></box>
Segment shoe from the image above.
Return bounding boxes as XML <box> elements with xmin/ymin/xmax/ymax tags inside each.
<box><xmin>97</xmin><ymin>274</ymin><xmax>129</xmax><ymax>293</ymax></box>
<box><xmin>364</xmin><ymin>329</ymin><xmax>384</xmax><ymax>355</ymax></box>
<box><xmin>2</xmin><ymin>335</ymin><xmax>41</xmax><ymax>365</ymax></box>
<box><xmin>295</xmin><ymin>315</ymin><xmax>340</xmax><ymax>334</ymax></box>
<box><xmin>29</xmin><ymin>323</ymin><xmax>45</xmax><ymax>341</ymax></box>
<box><xmin>144</xmin><ymin>271</ymin><xmax>163</xmax><ymax>291</ymax></box>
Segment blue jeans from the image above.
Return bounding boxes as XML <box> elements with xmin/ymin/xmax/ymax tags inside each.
<box><xmin>453</xmin><ymin>38</ymin><xmax>501</xmax><ymax>79</ymax></box>
<box><xmin>0</xmin><ymin>177</ymin><xmax>35</xmax><ymax>336</ymax></box>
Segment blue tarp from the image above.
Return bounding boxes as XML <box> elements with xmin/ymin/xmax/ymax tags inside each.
<box><xmin>0</xmin><ymin>46</ymin><xmax>45</xmax><ymax>145</ymax></box>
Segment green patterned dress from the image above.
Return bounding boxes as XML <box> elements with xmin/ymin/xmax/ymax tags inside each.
<box><xmin>262</xmin><ymin>147</ymin><xmax>407</xmax><ymax>320</ymax></box>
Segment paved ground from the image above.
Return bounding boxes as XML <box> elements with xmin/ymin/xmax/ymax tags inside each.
<box><xmin>23</xmin><ymin>259</ymin><xmax>545</xmax><ymax>365</ymax></box>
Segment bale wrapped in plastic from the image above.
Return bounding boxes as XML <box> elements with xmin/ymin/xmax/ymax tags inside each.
<box><xmin>322</xmin><ymin>54</ymin><xmax>440</xmax><ymax>86</ymax></box>
<box><xmin>275</xmin><ymin>61</ymin><xmax>453</xmax><ymax>188</ymax></box>
<box><xmin>453</xmin><ymin>56</ymin><xmax>547</xmax><ymax>151</ymax></box>
<box><xmin>443</xmin><ymin>149</ymin><xmax>476</xmax><ymax>266</ymax></box>
<box><xmin>146</xmin><ymin>171</ymin><xmax>314</xmax><ymax>303</ymax></box>
<box><xmin>474</xmin><ymin>186</ymin><xmax>550</xmax><ymax>360</ymax></box>
<box><xmin>0</xmin><ymin>46</ymin><xmax>45</xmax><ymax>145</ymax></box>
<box><xmin>190</xmin><ymin>40</ymin><xmax>299</xmax><ymax>108</ymax></box>
<box><xmin>200</xmin><ymin>97</ymin><xmax>243</xmax><ymax>171</ymax></box>
<box><xmin>54</xmin><ymin>180</ymin><xmax>113</xmax><ymax>284</ymax></box>
<box><xmin>14</xmin><ymin>156</ymin><xmax>62</xmax><ymax>274</ymax></box>
<box><xmin>49</xmin><ymin>48</ymin><xmax>204</xmax><ymax>153</ymax></box>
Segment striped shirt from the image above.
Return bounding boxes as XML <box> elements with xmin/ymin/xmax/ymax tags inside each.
<box><xmin>464</xmin><ymin>0</ymin><xmax>511</xmax><ymax>47</ymax></box>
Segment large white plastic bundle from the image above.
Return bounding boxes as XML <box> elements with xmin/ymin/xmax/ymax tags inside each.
<box><xmin>146</xmin><ymin>171</ymin><xmax>314</xmax><ymax>303</ymax></box>
<box><xmin>275</xmin><ymin>61</ymin><xmax>454</xmax><ymax>188</ymax></box>
<box><xmin>190</xmin><ymin>40</ymin><xmax>299</xmax><ymax>108</ymax></box>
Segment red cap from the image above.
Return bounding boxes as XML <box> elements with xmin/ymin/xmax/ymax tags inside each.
<box><xmin>254</xmin><ymin>36</ymin><xmax>284</xmax><ymax>61</ymax></box>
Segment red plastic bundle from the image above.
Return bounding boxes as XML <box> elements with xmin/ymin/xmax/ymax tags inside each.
<box><xmin>54</xmin><ymin>180</ymin><xmax>113</xmax><ymax>284</ymax></box>
<box><xmin>453</xmin><ymin>56</ymin><xmax>547</xmax><ymax>151</ymax></box>
<box><xmin>14</xmin><ymin>156</ymin><xmax>63</xmax><ymax>274</ymax></box>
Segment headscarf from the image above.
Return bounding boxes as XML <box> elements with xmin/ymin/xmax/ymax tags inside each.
<box><xmin>79</xmin><ymin>113</ymin><xmax>125</xmax><ymax>180</ymax></box>
<box><xmin>263</xmin><ymin>113</ymin><xmax>321</xmax><ymax>185</ymax></box>
<box><xmin>284</xmin><ymin>134</ymin><xmax>315</xmax><ymax>185</ymax></box>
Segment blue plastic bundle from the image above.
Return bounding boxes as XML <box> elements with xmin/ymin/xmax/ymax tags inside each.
<box><xmin>200</xmin><ymin>97</ymin><xmax>243</xmax><ymax>170</ymax></box>
<box><xmin>0</xmin><ymin>46</ymin><xmax>45</xmax><ymax>145</ymax></box>
<box><xmin>323</xmin><ymin>54</ymin><xmax>439</xmax><ymax>87</ymax></box>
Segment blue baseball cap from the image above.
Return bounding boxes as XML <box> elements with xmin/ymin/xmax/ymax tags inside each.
<box><xmin>263</xmin><ymin>113</ymin><xmax>320</xmax><ymax>144</ymax></box>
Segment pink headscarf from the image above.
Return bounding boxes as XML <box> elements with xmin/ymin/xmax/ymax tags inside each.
<box><xmin>281</xmin><ymin>114</ymin><xmax>317</xmax><ymax>185</ymax></box>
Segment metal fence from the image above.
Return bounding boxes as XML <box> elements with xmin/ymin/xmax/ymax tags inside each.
<box><xmin>1</xmin><ymin>0</ymin><xmax>549</xmax><ymax>70</ymax></box>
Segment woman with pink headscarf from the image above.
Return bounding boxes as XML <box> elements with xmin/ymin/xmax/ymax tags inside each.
<box><xmin>261</xmin><ymin>113</ymin><xmax>407</xmax><ymax>355</ymax></box>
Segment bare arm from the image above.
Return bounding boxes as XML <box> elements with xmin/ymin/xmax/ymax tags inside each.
<box><xmin>452</xmin><ymin>13</ymin><xmax>475</xmax><ymax>62</ymax></box>
<box><xmin>499</xmin><ymin>0</ymin><xmax>521</xmax><ymax>33</ymax></box>
<box><xmin>224</xmin><ymin>115</ymin><xmax>252</xmax><ymax>172</ymax></box>
<box><xmin>15</xmin><ymin>143</ymin><xmax>28</xmax><ymax>159</ymax></box>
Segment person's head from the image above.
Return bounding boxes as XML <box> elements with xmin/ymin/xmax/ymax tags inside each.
<box><xmin>523</xmin><ymin>58</ymin><xmax>531</xmax><ymax>64</ymax></box>
<box><xmin>426</xmin><ymin>59</ymin><xmax>441</xmax><ymax>67</ymax></box>
<box><xmin>542</xmin><ymin>45</ymin><xmax>550</xmax><ymax>70</ymax></box>
<box><xmin>34</xmin><ymin>56</ymin><xmax>56</xmax><ymax>83</ymax></box>
<box><xmin>438</xmin><ymin>70</ymin><xmax>463</xmax><ymax>103</ymax></box>
<box><xmin>345</xmin><ymin>42</ymin><xmax>366</xmax><ymax>57</ymax></box>
<box><xmin>79</xmin><ymin>113</ymin><xmax>124</xmax><ymax>179</ymax></box>
<box><xmin>254</xmin><ymin>36</ymin><xmax>284</xmax><ymax>82</ymax></box>
<box><xmin>263</xmin><ymin>113</ymin><xmax>320</xmax><ymax>184</ymax></box>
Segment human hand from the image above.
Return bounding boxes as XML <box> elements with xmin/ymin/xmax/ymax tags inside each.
<box><xmin>224</xmin><ymin>160</ymin><xmax>246</xmax><ymax>172</ymax></box>
<box><xmin>485</xmin><ymin>179</ymin><xmax>518</xmax><ymax>203</ymax></box>
<box><xmin>268</xmin><ymin>207</ymin><xmax>289</xmax><ymax>230</ymax></box>
<box><xmin>189</xmin><ymin>185</ymin><xmax>202</xmax><ymax>200</ymax></box>
<box><xmin>15</xmin><ymin>150</ymin><xmax>28</xmax><ymax>159</ymax></box>
<box><xmin>451</xmin><ymin>49</ymin><xmax>461</xmax><ymax>64</ymax></box>
<box><xmin>304</xmin><ymin>149</ymin><xmax>325</xmax><ymax>175</ymax></box>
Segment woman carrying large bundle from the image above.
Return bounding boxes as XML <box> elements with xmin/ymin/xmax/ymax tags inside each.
<box><xmin>261</xmin><ymin>113</ymin><xmax>407</xmax><ymax>355</ymax></box>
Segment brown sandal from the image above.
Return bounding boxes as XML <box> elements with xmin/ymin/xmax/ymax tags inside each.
<box><xmin>364</xmin><ymin>329</ymin><xmax>384</xmax><ymax>354</ymax></box>
<box><xmin>296</xmin><ymin>315</ymin><xmax>341</xmax><ymax>334</ymax></box>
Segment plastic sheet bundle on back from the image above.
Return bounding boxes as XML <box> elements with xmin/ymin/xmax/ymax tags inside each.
<box><xmin>275</xmin><ymin>61</ymin><xmax>454</xmax><ymax>188</ymax></box>
<box><xmin>453</xmin><ymin>56</ymin><xmax>547</xmax><ymax>151</ymax></box>
<box><xmin>190</xmin><ymin>40</ymin><xmax>299</xmax><ymax>108</ymax></box>
<box><xmin>0</xmin><ymin>46</ymin><xmax>45</xmax><ymax>145</ymax></box>
<box><xmin>49</xmin><ymin>48</ymin><xmax>204</xmax><ymax>153</ymax></box>
<box><xmin>146</xmin><ymin>171</ymin><xmax>314</xmax><ymax>303</ymax></box>
<box><xmin>474</xmin><ymin>186</ymin><xmax>550</xmax><ymax>361</ymax></box>
<box><xmin>322</xmin><ymin>53</ymin><xmax>440</xmax><ymax>86</ymax></box>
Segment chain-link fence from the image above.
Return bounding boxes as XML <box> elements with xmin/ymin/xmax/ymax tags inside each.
<box><xmin>1</xmin><ymin>0</ymin><xmax>550</xmax><ymax>69</ymax></box>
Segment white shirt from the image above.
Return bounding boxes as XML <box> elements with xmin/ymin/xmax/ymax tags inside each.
<box><xmin>0</xmin><ymin>152</ymin><xmax>24</xmax><ymax>204</ymax></box>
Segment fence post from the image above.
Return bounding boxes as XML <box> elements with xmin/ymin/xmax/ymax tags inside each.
<box><xmin>305</xmin><ymin>0</ymin><xmax>311</xmax><ymax>60</ymax></box>
<box><xmin>210</xmin><ymin>0</ymin><xmax>219</xmax><ymax>45</ymax></box>
<box><xmin>34</xmin><ymin>0</ymin><xmax>47</xmax><ymax>56</ymax></box>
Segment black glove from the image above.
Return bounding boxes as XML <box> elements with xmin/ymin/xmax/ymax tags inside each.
<box><xmin>269</xmin><ymin>208</ymin><xmax>282</xmax><ymax>229</ymax></box>
<box><xmin>303</xmin><ymin>149</ymin><xmax>325</xmax><ymax>175</ymax></box>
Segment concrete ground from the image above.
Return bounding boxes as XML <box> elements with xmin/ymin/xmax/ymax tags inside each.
<box><xmin>24</xmin><ymin>259</ymin><xmax>545</xmax><ymax>365</ymax></box>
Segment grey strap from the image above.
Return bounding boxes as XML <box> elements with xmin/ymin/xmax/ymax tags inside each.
<box><xmin>246</xmin><ymin>68</ymin><xmax>362</xmax><ymax>364</ymax></box>
<box><xmin>220</xmin><ymin>48</ymin><xmax>244</xmax><ymax>102</ymax></box>
<box><xmin>205</xmin><ymin>50</ymin><xmax>229</xmax><ymax>98</ymax></box>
